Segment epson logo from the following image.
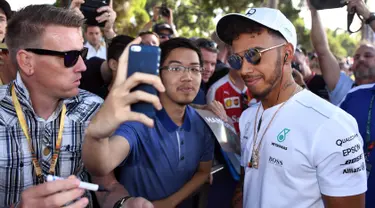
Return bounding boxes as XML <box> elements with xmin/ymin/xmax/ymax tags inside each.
<box><xmin>268</xmin><ymin>156</ymin><xmax>283</xmax><ymax>167</ymax></box>
<box><xmin>342</xmin><ymin>144</ymin><xmax>361</xmax><ymax>157</ymax></box>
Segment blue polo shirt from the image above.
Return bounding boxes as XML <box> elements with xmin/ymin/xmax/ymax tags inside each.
<box><xmin>113</xmin><ymin>105</ymin><xmax>214</xmax><ymax>201</ymax></box>
<box><xmin>340</xmin><ymin>83</ymin><xmax>375</xmax><ymax>208</ymax></box>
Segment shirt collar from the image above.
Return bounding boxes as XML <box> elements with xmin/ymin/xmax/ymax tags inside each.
<box><xmin>156</xmin><ymin>106</ymin><xmax>192</xmax><ymax>132</ymax></box>
<box><xmin>13</xmin><ymin>72</ymin><xmax>82</xmax><ymax>112</ymax></box>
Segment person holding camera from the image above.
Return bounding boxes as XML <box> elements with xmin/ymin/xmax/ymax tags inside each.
<box><xmin>309</xmin><ymin>0</ymin><xmax>375</xmax><ymax>105</ymax></box>
<box><xmin>70</xmin><ymin>0</ymin><xmax>117</xmax><ymax>60</ymax></box>
<box><xmin>142</xmin><ymin>4</ymin><xmax>179</xmax><ymax>43</ymax></box>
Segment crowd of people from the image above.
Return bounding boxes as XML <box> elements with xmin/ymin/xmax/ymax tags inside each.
<box><xmin>0</xmin><ymin>0</ymin><xmax>374</xmax><ymax>207</ymax></box>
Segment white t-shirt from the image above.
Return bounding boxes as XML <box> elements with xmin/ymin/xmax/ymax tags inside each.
<box><xmin>84</xmin><ymin>42</ymin><xmax>107</xmax><ymax>60</ymax></box>
<box><xmin>239</xmin><ymin>89</ymin><xmax>367</xmax><ymax>208</ymax></box>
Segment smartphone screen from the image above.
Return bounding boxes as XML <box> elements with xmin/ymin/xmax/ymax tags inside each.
<box><xmin>127</xmin><ymin>45</ymin><xmax>161</xmax><ymax>118</ymax></box>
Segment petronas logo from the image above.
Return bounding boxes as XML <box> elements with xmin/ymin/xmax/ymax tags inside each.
<box><xmin>277</xmin><ymin>128</ymin><xmax>290</xmax><ymax>142</ymax></box>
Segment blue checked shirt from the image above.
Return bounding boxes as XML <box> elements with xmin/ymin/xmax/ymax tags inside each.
<box><xmin>0</xmin><ymin>74</ymin><xmax>103</xmax><ymax>207</ymax></box>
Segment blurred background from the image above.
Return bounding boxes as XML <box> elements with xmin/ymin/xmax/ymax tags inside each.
<box><xmin>9</xmin><ymin>0</ymin><xmax>375</xmax><ymax>60</ymax></box>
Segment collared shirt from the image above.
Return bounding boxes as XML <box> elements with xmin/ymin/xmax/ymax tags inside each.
<box><xmin>114</xmin><ymin>106</ymin><xmax>214</xmax><ymax>202</ymax></box>
<box><xmin>328</xmin><ymin>72</ymin><xmax>354</xmax><ymax>105</ymax></box>
<box><xmin>240</xmin><ymin>90</ymin><xmax>367</xmax><ymax>208</ymax></box>
<box><xmin>192</xmin><ymin>82</ymin><xmax>207</xmax><ymax>105</ymax></box>
<box><xmin>0</xmin><ymin>73</ymin><xmax>103</xmax><ymax>207</ymax></box>
<box><xmin>340</xmin><ymin>83</ymin><xmax>375</xmax><ymax>208</ymax></box>
<box><xmin>84</xmin><ymin>42</ymin><xmax>107</xmax><ymax>60</ymax></box>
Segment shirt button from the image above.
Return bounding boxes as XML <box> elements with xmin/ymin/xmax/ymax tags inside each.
<box><xmin>20</xmin><ymin>162</ymin><xmax>23</xmax><ymax>167</ymax></box>
<box><xmin>43</xmin><ymin>147</ymin><xmax>51</xmax><ymax>156</ymax></box>
<box><xmin>181</xmin><ymin>156</ymin><xmax>185</xmax><ymax>160</ymax></box>
<box><xmin>181</xmin><ymin>140</ymin><xmax>184</xmax><ymax>145</ymax></box>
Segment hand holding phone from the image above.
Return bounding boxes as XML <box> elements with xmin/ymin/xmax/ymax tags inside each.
<box><xmin>127</xmin><ymin>44</ymin><xmax>161</xmax><ymax>118</ymax></box>
<box><xmin>80</xmin><ymin>0</ymin><xmax>110</xmax><ymax>27</ymax></box>
<box><xmin>86</xmin><ymin>37</ymin><xmax>165</xmax><ymax>140</ymax></box>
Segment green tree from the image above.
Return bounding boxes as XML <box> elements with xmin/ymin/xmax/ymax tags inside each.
<box><xmin>113</xmin><ymin>0</ymin><xmax>149</xmax><ymax>36</ymax></box>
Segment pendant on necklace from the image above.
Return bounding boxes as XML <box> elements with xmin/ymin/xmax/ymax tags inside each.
<box><xmin>251</xmin><ymin>150</ymin><xmax>260</xmax><ymax>169</ymax></box>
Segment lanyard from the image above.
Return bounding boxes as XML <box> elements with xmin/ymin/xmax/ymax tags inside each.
<box><xmin>11</xmin><ymin>85</ymin><xmax>66</xmax><ymax>183</ymax></box>
<box><xmin>365</xmin><ymin>94</ymin><xmax>375</xmax><ymax>155</ymax></box>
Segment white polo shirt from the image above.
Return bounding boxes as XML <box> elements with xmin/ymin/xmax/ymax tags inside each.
<box><xmin>84</xmin><ymin>42</ymin><xmax>107</xmax><ymax>60</ymax></box>
<box><xmin>239</xmin><ymin>89</ymin><xmax>367</xmax><ymax>208</ymax></box>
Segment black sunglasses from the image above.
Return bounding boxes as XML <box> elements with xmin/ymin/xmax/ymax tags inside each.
<box><xmin>228</xmin><ymin>43</ymin><xmax>286</xmax><ymax>70</ymax></box>
<box><xmin>196</xmin><ymin>40</ymin><xmax>218</xmax><ymax>51</ymax></box>
<box><xmin>158</xmin><ymin>34</ymin><xmax>172</xmax><ymax>39</ymax></box>
<box><xmin>25</xmin><ymin>47</ymin><xmax>88</xmax><ymax>68</ymax></box>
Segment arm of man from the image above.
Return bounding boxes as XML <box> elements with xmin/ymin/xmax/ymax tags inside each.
<box><xmin>83</xmin><ymin>134</ymin><xmax>131</xmax><ymax>176</ymax></box>
<box><xmin>92</xmin><ymin>171</ymin><xmax>128</xmax><ymax>208</ymax></box>
<box><xmin>232</xmin><ymin>167</ymin><xmax>244</xmax><ymax>208</ymax></box>
<box><xmin>153</xmin><ymin>161</ymin><xmax>212</xmax><ymax>207</ymax></box>
<box><xmin>348</xmin><ymin>0</ymin><xmax>375</xmax><ymax>32</ymax></box>
<box><xmin>92</xmin><ymin>171</ymin><xmax>153</xmax><ymax>208</ymax></box>
<box><xmin>82</xmin><ymin>37</ymin><xmax>165</xmax><ymax>176</ymax></box>
<box><xmin>309</xmin><ymin>4</ymin><xmax>341</xmax><ymax>91</ymax></box>
<box><xmin>154</xmin><ymin>126</ymin><xmax>215</xmax><ymax>207</ymax></box>
<box><xmin>313</xmin><ymin>111</ymin><xmax>367</xmax><ymax>208</ymax></box>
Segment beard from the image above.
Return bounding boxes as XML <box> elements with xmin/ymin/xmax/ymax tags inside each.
<box><xmin>353</xmin><ymin>61</ymin><xmax>375</xmax><ymax>80</ymax></box>
<box><xmin>247</xmin><ymin>51</ymin><xmax>283</xmax><ymax>100</ymax></box>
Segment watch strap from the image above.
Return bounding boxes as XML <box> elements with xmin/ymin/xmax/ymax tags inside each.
<box><xmin>113</xmin><ymin>196</ymin><xmax>132</xmax><ymax>208</ymax></box>
<box><xmin>365</xmin><ymin>13</ymin><xmax>375</xmax><ymax>25</ymax></box>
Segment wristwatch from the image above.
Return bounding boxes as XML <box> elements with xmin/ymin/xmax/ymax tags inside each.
<box><xmin>113</xmin><ymin>196</ymin><xmax>132</xmax><ymax>208</ymax></box>
<box><xmin>365</xmin><ymin>12</ymin><xmax>375</xmax><ymax>25</ymax></box>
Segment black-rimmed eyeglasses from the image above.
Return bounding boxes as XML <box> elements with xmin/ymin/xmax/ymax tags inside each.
<box><xmin>159</xmin><ymin>65</ymin><xmax>204</xmax><ymax>74</ymax></box>
<box><xmin>25</xmin><ymin>47</ymin><xmax>88</xmax><ymax>68</ymax></box>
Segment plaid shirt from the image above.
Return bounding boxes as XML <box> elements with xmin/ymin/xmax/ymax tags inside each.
<box><xmin>0</xmin><ymin>74</ymin><xmax>103</xmax><ymax>207</ymax></box>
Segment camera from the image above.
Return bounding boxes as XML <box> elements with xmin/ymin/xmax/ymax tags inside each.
<box><xmin>292</xmin><ymin>62</ymin><xmax>302</xmax><ymax>73</ymax></box>
<box><xmin>80</xmin><ymin>0</ymin><xmax>110</xmax><ymax>27</ymax></box>
<box><xmin>309</xmin><ymin>0</ymin><xmax>347</xmax><ymax>10</ymax></box>
<box><xmin>160</xmin><ymin>3</ymin><xmax>170</xmax><ymax>18</ymax></box>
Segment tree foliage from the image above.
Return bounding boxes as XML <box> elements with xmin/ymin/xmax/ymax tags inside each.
<box><xmin>53</xmin><ymin>0</ymin><xmax>358</xmax><ymax>58</ymax></box>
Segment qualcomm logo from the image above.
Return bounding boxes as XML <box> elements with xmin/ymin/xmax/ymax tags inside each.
<box><xmin>277</xmin><ymin>128</ymin><xmax>290</xmax><ymax>142</ymax></box>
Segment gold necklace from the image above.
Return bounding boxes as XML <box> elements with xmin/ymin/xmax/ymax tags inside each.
<box><xmin>248</xmin><ymin>85</ymin><xmax>301</xmax><ymax>169</ymax></box>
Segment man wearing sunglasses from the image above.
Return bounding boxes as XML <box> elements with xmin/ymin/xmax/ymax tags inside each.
<box><xmin>153</xmin><ymin>23</ymin><xmax>175</xmax><ymax>43</ymax></box>
<box><xmin>216</xmin><ymin>7</ymin><xmax>367</xmax><ymax>208</ymax></box>
<box><xmin>83</xmin><ymin>38</ymin><xmax>214</xmax><ymax>208</ymax></box>
<box><xmin>0</xmin><ymin>4</ymin><xmax>156</xmax><ymax>208</ymax></box>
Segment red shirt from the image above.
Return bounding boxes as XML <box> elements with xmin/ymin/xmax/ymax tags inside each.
<box><xmin>207</xmin><ymin>74</ymin><xmax>256</xmax><ymax>132</ymax></box>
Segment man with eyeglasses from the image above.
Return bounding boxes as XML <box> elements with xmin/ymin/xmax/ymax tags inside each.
<box><xmin>216</xmin><ymin>7</ymin><xmax>367</xmax><ymax>208</ymax></box>
<box><xmin>0</xmin><ymin>5</ymin><xmax>156</xmax><ymax>208</ymax></box>
<box><xmin>82</xmin><ymin>37</ymin><xmax>214</xmax><ymax>208</ymax></box>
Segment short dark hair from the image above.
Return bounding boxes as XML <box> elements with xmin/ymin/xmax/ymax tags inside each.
<box><xmin>138</xmin><ymin>31</ymin><xmax>159</xmax><ymax>39</ymax></box>
<box><xmin>160</xmin><ymin>37</ymin><xmax>203</xmax><ymax>67</ymax></box>
<box><xmin>107</xmin><ymin>35</ymin><xmax>134</xmax><ymax>61</ymax></box>
<box><xmin>195</xmin><ymin>38</ymin><xmax>219</xmax><ymax>53</ymax></box>
<box><xmin>5</xmin><ymin>4</ymin><xmax>85</xmax><ymax>67</ymax></box>
<box><xmin>219</xmin><ymin>16</ymin><xmax>286</xmax><ymax>45</ymax></box>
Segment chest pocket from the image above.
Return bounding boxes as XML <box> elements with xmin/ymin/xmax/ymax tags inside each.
<box><xmin>56</xmin><ymin>121</ymin><xmax>88</xmax><ymax>177</ymax></box>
